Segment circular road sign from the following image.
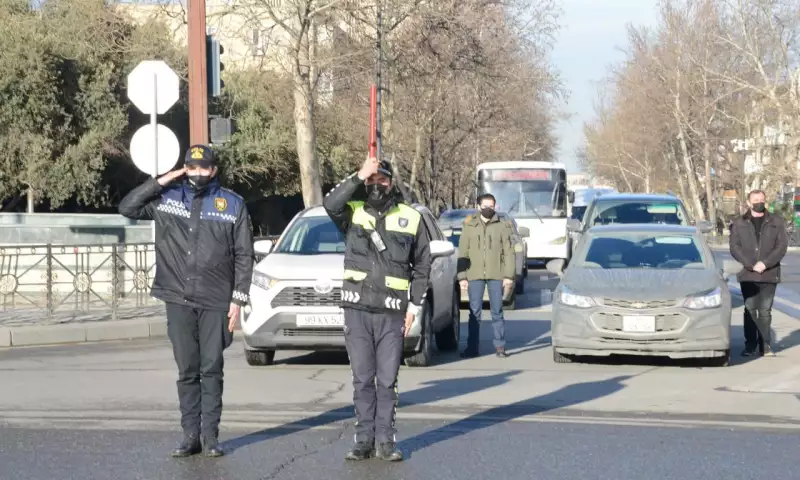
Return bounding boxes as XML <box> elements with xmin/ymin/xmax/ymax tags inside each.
<box><xmin>129</xmin><ymin>124</ymin><xmax>180</xmax><ymax>177</ymax></box>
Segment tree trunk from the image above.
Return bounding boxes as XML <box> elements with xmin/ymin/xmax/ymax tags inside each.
<box><xmin>703</xmin><ymin>139</ymin><xmax>715</xmax><ymax>226</ymax></box>
<box><xmin>293</xmin><ymin>78</ymin><xmax>322</xmax><ymax>207</ymax></box>
<box><xmin>410</xmin><ymin>126</ymin><xmax>423</xmax><ymax>198</ymax></box>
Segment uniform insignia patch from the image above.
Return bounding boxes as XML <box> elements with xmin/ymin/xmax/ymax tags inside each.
<box><xmin>398</xmin><ymin>217</ymin><xmax>408</xmax><ymax>228</ymax></box>
<box><xmin>214</xmin><ymin>197</ymin><xmax>227</xmax><ymax>212</ymax></box>
<box><xmin>191</xmin><ymin>147</ymin><xmax>204</xmax><ymax>159</ymax></box>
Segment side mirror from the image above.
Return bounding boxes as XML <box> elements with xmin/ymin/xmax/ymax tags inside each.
<box><xmin>567</xmin><ymin>218</ymin><xmax>582</xmax><ymax>232</ymax></box>
<box><xmin>695</xmin><ymin>220</ymin><xmax>714</xmax><ymax>234</ymax></box>
<box><xmin>253</xmin><ymin>239</ymin><xmax>274</xmax><ymax>256</ymax></box>
<box><xmin>546</xmin><ymin>258</ymin><xmax>565</xmax><ymax>277</ymax></box>
<box><xmin>722</xmin><ymin>259</ymin><xmax>743</xmax><ymax>277</ymax></box>
<box><xmin>430</xmin><ymin>239</ymin><xmax>456</xmax><ymax>258</ymax></box>
<box><xmin>518</xmin><ymin>226</ymin><xmax>530</xmax><ymax>238</ymax></box>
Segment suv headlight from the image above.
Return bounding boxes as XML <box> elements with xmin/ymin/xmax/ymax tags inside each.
<box><xmin>683</xmin><ymin>287</ymin><xmax>721</xmax><ymax>309</ymax></box>
<box><xmin>559</xmin><ymin>286</ymin><xmax>596</xmax><ymax>308</ymax></box>
<box><xmin>252</xmin><ymin>271</ymin><xmax>278</xmax><ymax>290</ymax></box>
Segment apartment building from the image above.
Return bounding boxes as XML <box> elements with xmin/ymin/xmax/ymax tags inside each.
<box><xmin>116</xmin><ymin>0</ymin><xmax>293</xmax><ymax>72</ymax></box>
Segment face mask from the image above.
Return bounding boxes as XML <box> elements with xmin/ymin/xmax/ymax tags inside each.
<box><xmin>480</xmin><ymin>207</ymin><xmax>495</xmax><ymax>219</ymax></box>
<box><xmin>752</xmin><ymin>202</ymin><xmax>766</xmax><ymax>213</ymax></box>
<box><xmin>187</xmin><ymin>174</ymin><xmax>212</xmax><ymax>191</ymax></box>
<box><xmin>366</xmin><ymin>183</ymin><xmax>391</xmax><ymax>209</ymax></box>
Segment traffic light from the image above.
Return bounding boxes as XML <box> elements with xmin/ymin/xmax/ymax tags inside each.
<box><xmin>206</xmin><ymin>34</ymin><xmax>224</xmax><ymax>97</ymax></box>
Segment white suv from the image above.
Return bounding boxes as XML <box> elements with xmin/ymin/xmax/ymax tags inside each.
<box><xmin>241</xmin><ymin>205</ymin><xmax>461</xmax><ymax>367</ymax></box>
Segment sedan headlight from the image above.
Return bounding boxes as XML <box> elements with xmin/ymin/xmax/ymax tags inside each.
<box><xmin>683</xmin><ymin>287</ymin><xmax>722</xmax><ymax>309</ymax></box>
<box><xmin>549</xmin><ymin>236</ymin><xmax>567</xmax><ymax>245</ymax></box>
<box><xmin>559</xmin><ymin>286</ymin><xmax>596</xmax><ymax>308</ymax></box>
<box><xmin>252</xmin><ymin>271</ymin><xmax>279</xmax><ymax>290</ymax></box>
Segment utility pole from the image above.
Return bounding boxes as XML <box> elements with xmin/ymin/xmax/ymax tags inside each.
<box><xmin>188</xmin><ymin>0</ymin><xmax>209</xmax><ymax>145</ymax></box>
<box><xmin>375</xmin><ymin>0</ymin><xmax>383</xmax><ymax>159</ymax></box>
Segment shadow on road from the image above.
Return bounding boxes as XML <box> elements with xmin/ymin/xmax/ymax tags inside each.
<box><xmin>435</xmin><ymin>318</ymin><xmax>552</xmax><ymax>363</ymax></box>
<box><xmin>397</xmin><ymin>375</ymin><xmax>631</xmax><ymax>459</ymax></box>
<box><xmin>221</xmin><ymin>371</ymin><xmax>524</xmax><ymax>453</ymax></box>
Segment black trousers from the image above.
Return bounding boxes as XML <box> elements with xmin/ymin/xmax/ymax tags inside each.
<box><xmin>165</xmin><ymin>302</ymin><xmax>233</xmax><ymax>438</ymax></box>
<box><xmin>740</xmin><ymin>282</ymin><xmax>777</xmax><ymax>350</ymax></box>
<box><xmin>343</xmin><ymin>308</ymin><xmax>404</xmax><ymax>444</ymax></box>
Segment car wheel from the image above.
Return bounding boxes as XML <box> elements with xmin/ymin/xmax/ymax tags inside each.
<box><xmin>245</xmin><ymin>349</ymin><xmax>275</xmax><ymax>366</ymax></box>
<box><xmin>435</xmin><ymin>286</ymin><xmax>461</xmax><ymax>352</ymax></box>
<box><xmin>552</xmin><ymin>347</ymin><xmax>573</xmax><ymax>364</ymax></box>
<box><xmin>706</xmin><ymin>350</ymin><xmax>730</xmax><ymax>367</ymax></box>
<box><xmin>406</xmin><ymin>303</ymin><xmax>434</xmax><ymax>367</ymax></box>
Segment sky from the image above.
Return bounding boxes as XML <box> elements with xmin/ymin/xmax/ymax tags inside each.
<box><xmin>552</xmin><ymin>0</ymin><xmax>660</xmax><ymax>172</ymax></box>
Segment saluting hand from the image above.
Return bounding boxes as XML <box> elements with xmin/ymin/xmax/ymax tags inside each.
<box><xmin>227</xmin><ymin>303</ymin><xmax>241</xmax><ymax>332</ymax></box>
<box><xmin>157</xmin><ymin>167</ymin><xmax>186</xmax><ymax>187</ymax></box>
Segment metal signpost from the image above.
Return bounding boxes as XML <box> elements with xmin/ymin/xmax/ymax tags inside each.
<box><xmin>126</xmin><ymin>60</ymin><xmax>181</xmax><ymax>241</ymax></box>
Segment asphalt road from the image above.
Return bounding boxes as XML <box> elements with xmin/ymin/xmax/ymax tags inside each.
<box><xmin>2</xmin><ymin>269</ymin><xmax>800</xmax><ymax>480</ymax></box>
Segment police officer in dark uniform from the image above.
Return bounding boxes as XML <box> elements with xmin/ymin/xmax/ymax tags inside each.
<box><xmin>323</xmin><ymin>155</ymin><xmax>432</xmax><ymax>462</ymax></box>
<box><xmin>119</xmin><ymin>145</ymin><xmax>253</xmax><ymax>458</ymax></box>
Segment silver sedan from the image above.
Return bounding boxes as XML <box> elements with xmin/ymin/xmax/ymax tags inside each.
<box><xmin>547</xmin><ymin>224</ymin><xmax>741</xmax><ymax>367</ymax></box>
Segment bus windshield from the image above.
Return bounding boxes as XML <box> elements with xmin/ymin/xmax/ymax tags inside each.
<box><xmin>477</xmin><ymin>168</ymin><xmax>567</xmax><ymax>218</ymax></box>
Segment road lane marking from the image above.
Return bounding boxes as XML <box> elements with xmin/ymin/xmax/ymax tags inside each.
<box><xmin>4</xmin><ymin>411</ymin><xmax>800</xmax><ymax>433</ymax></box>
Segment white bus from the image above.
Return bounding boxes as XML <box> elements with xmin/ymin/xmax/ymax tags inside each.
<box><xmin>475</xmin><ymin>161</ymin><xmax>570</xmax><ymax>263</ymax></box>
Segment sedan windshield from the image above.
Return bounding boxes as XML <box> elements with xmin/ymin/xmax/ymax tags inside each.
<box><xmin>273</xmin><ymin>216</ymin><xmax>345</xmax><ymax>255</ymax></box>
<box><xmin>580</xmin><ymin>233</ymin><xmax>705</xmax><ymax>269</ymax></box>
<box><xmin>588</xmin><ymin>200</ymin><xmax>687</xmax><ymax>226</ymax></box>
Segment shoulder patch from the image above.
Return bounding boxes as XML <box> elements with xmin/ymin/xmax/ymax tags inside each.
<box><xmin>214</xmin><ymin>197</ymin><xmax>227</xmax><ymax>212</ymax></box>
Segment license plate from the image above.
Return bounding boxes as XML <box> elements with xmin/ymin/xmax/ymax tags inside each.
<box><xmin>296</xmin><ymin>314</ymin><xmax>344</xmax><ymax>327</ymax></box>
<box><xmin>622</xmin><ymin>315</ymin><xmax>656</xmax><ymax>333</ymax></box>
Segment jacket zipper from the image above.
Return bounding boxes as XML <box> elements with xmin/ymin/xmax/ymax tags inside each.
<box><xmin>748</xmin><ymin>217</ymin><xmax>766</xmax><ymax>266</ymax></box>
<box><xmin>482</xmin><ymin>222</ymin><xmax>487</xmax><ymax>278</ymax></box>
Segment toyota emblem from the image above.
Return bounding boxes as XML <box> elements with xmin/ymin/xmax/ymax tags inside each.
<box><xmin>314</xmin><ymin>279</ymin><xmax>333</xmax><ymax>294</ymax></box>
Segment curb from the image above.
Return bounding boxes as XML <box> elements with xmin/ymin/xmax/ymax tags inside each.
<box><xmin>0</xmin><ymin>318</ymin><xmax>167</xmax><ymax>348</ymax></box>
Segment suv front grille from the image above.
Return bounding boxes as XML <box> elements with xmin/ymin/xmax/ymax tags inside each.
<box><xmin>602</xmin><ymin>298</ymin><xmax>676</xmax><ymax>309</ymax></box>
<box><xmin>282</xmin><ymin>328</ymin><xmax>344</xmax><ymax>337</ymax></box>
<box><xmin>271</xmin><ymin>287</ymin><xmax>341</xmax><ymax>308</ymax></box>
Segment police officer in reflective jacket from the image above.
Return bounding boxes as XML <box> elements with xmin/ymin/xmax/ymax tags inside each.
<box><xmin>119</xmin><ymin>145</ymin><xmax>254</xmax><ymax>458</ymax></box>
<box><xmin>323</xmin><ymin>155</ymin><xmax>432</xmax><ymax>462</ymax></box>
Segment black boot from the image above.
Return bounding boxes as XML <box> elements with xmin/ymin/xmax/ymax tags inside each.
<box><xmin>203</xmin><ymin>436</ymin><xmax>225</xmax><ymax>457</ymax></box>
<box><xmin>376</xmin><ymin>442</ymin><xmax>403</xmax><ymax>461</ymax></box>
<box><xmin>344</xmin><ymin>441</ymin><xmax>375</xmax><ymax>461</ymax></box>
<box><xmin>170</xmin><ymin>433</ymin><xmax>202</xmax><ymax>458</ymax></box>
<box><xmin>460</xmin><ymin>349</ymin><xmax>479</xmax><ymax>359</ymax></box>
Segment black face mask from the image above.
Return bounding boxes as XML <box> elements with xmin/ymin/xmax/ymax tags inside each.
<box><xmin>752</xmin><ymin>202</ymin><xmax>766</xmax><ymax>213</ymax></box>
<box><xmin>187</xmin><ymin>174</ymin><xmax>212</xmax><ymax>191</ymax></box>
<box><xmin>366</xmin><ymin>183</ymin><xmax>391</xmax><ymax>210</ymax></box>
<box><xmin>480</xmin><ymin>207</ymin><xmax>495</xmax><ymax>219</ymax></box>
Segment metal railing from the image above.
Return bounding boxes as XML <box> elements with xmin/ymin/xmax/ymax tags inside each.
<box><xmin>0</xmin><ymin>243</ymin><xmax>160</xmax><ymax>323</ymax></box>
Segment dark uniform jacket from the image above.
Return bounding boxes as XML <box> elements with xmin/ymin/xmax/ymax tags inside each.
<box><xmin>730</xmin><ymin>211</ymin><xmax>788</xmax><ymax>284</ymax></box>
<box><xmin>323</xmin><ymin>174</ymin><xmax>432</xmax><ymax>315</ymax></box>
<box><xmin>119</xmin><ymin>177</ymin><xmax>254</xmax><ymax>311</ymax></box>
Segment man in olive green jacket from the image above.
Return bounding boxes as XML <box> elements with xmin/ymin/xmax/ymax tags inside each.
<box><xmin>457</xmin><ymin>193</ymin><xmax>516</xmax><ymax>358</ymax></box>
